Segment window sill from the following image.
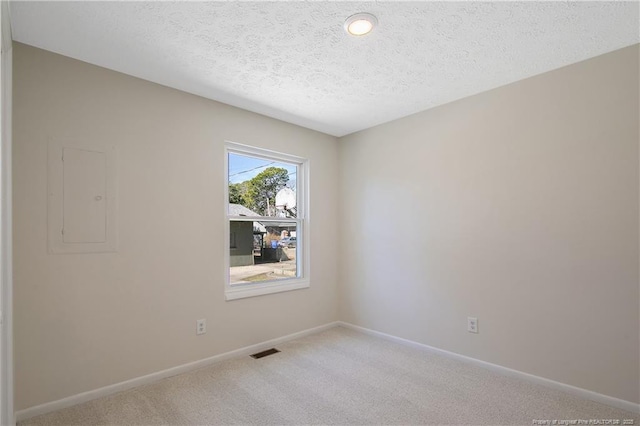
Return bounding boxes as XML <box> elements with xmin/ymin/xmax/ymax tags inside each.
<box><xmin>225</xmin><ymin>279</ymin><xmax>309</xmax><ymax>301</ymax></box>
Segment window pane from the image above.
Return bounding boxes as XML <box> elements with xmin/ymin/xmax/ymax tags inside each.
<box><xmin>228</xmin><ymin>153</ymin><xmax>297</xmax><ymax>218</ymax></box>
<box><xmin>229</xmin><ymin>220</ymin><xmax>298</xmax><ymax>285</ymax></box>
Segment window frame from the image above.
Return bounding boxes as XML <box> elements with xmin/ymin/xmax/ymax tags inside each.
<box><xmin>224</xmin><ymin>141</ymin><xmax>309</xmax><ymax>301</ymax></box>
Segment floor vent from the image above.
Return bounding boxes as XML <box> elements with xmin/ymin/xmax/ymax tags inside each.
<box><xmin>250</xmin><ymin>348</ymin><xmax>280</xmax><ymax>359</ymax></box>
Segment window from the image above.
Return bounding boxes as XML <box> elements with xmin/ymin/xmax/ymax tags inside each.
<box><xmin>224</xmin><ymin>141</ymin><xmax>308</xmax><ymax>300</ymax></box>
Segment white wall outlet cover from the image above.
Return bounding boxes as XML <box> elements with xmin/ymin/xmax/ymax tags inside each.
<box><xmin>196</xmin><ymin>319</ymin><xmax>206</xmax><ymax>335</ymax></box>
<box><xmin>467</xmin><ymin>317</ymin><xmax>478</xmax><ymax>333</ymax></box>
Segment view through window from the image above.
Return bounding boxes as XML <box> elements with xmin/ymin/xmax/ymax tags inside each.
<box><xmin>226</xmin><ymin>146</ymin><xmax>304</xmax><ymax>288</ymax></box>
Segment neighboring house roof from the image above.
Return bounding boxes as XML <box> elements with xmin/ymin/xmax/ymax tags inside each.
<box><xmin>229</xmin><ymin>203</ymin><xmax>266</xmax><ymax>233</ymax></box>
<box><xmin>229</xmin><ymin>204</ymin><xmax>297</xmax><ymax>232</ymax></box>
<box><xmin>229</xmin><ymin>203</ymin><xmax>261</xmax><ymax>217</ymax></box>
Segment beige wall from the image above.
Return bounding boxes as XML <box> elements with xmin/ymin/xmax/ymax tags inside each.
<box><xmin>12</xmin><ymin>43</ymin><xmax>339</xmax><ymax>410</ymax></box>
<box><xmin>338</xmin><ymin>45</ymin><xmax>639</xmax><ymax>404</ymax></box>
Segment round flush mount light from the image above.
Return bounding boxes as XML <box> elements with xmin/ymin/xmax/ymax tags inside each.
<box><xmin>344</xmin><ymin>13</ymin><xmax>378</xmax><ymax>36</ymax></box>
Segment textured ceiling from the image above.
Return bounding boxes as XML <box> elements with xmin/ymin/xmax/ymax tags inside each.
<box><xmin>9</xmin><ymin>1</ymin><xmax>640</xmax><ymax>137</ymax></box>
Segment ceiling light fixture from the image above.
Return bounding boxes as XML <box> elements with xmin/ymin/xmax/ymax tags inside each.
<box><xmin>344</xmin><ymin>13</ymin><xmax>378</xmax><ymax>36</ymax></box>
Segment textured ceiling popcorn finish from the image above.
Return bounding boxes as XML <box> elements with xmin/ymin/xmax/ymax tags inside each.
<box><xmin>10</xmin><ymin>1</ymin><xmax>640</xmax><ymax>136</ymax></box>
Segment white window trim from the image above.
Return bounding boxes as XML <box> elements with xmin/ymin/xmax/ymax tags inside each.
<box><xmin>224</xmin><ymin>141</ymin><xmax>310</xmax><ymax>301</ymax></box>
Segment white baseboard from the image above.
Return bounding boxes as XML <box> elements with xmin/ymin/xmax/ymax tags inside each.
<box><xmin>15</xmin><ymin>320</ymin><xmax>640</xmax><ymax>422</ymax></box>
<box><xmin>15</xmin><ymin>321</ymin><xmax>339</xmax><ymax>422</ymax></box>
<box><xmin>337</xmin><ymin>321</ymin><xmax>640</xmax><ymax>415</ymax></box>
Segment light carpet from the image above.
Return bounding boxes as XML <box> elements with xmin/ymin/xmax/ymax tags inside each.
<box><xmin>19</xmin><ymin>326</ymin><xmax>639</xmax><ymax>425</ymax></box>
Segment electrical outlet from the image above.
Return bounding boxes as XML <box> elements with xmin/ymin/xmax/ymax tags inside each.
<box><xmin>196</xmin><ymin>318</ymin><xmax>206</xmax><ymax>335</ymax></box>
<box><xmin>467</xmin><ymin>317</ymin><xmax>478</xmax><ymax>333</ymax></box>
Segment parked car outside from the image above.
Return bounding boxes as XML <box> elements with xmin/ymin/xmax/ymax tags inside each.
<box><xmin>278</xmin><ymin>237</ymin><xmax>297</xmax><ymax>248</ymax></box>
